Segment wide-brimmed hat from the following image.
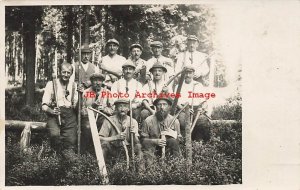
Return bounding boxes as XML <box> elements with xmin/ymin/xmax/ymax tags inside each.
<box><xmin>106</xmin><ymin>39</ymin><xmax>120</xmax><ymax>46</ymax></box>
<box><xmin>149</xmin><ymin>61</ymin><xmax>167</xmax><ymax>73</ymax></box>
<box><xmin>130</xmin><ymin>43</ymin><xmax>143</xmax><ymax>51</ymax></box>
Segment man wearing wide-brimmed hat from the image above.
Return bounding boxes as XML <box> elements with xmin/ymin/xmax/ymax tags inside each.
<box><xmin>99</xmin><ymin>38</ymin><xmax>126</xmax><ymax>87</ymax></box>
<box><xmin>146</xmin><ymin>41</ymin><xmax>175</xmax><ymax>81</ymax></box>
<box><xmin>174</xmin><ymin>65</ymin><xmax>211</xmax><ymax>142</ymax></box>
<box><xmin>99</xmin><ymin>98</ymin><xmax>143</xmax><ymax>166</ymax></box>
<box><xmin>175</xmin><ymin>35</ymin><xmax>210</xmax><ymax>85</ymax></box>
<box><xmin>141</xmin><ymin>96</ymin><xmax>182</xmax><ymax>165</ymax></box>
<box><xmin>140</xmin><ymin>61</ymin><xmax>172</xmax><ymax>121</ymax></box>
<box><xmin>81</xmin><ymin>73</ymin><xmax>114</xmax><ymax>153</ymax></box>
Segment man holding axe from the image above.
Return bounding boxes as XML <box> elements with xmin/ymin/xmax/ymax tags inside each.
<box><xmin>42</xmin><ymin>62</ymin><xmax>78</xmax><ymax>160</ymax></box>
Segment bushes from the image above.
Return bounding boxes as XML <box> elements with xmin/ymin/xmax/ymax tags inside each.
<box><xmin>5</xmin><ymin>121</ymin><xmax>242</xmax><ymax>185</ymax></box>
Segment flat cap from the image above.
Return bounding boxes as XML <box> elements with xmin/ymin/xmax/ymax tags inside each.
<box><xmin>106</xmin><ymin>39</ymin><xmax>120</xmax><ymax>46</ymax></box>
<box><xmin>130</xmin><ymin>43</ymin><xmax>143</xmax><ymax>51</ymax></box>
<box><xmin>81</xmin><ymin>44</ymin><xmax>92</xmax><ymax>53</ymax></box>
<box><xmin>187</xmin><ymin>35</ymin><xmax>199</xmax><ymax>42</ymax></box>
<box><xmin>153</xmin><ymin>96</ymin><xmax>173</xmax><ymax>106</ymax></box>
<box><xmin>150</xmin><ymin>41</ymin><xmax>163</xmax><ymax>48</ymax></box>
<box><xmin>122</xmin><ymin>60</ymin><xmax>136</xmax><ymax>69</ymax></box>
<box><xmin>90</xmin><ymin>73</ymin><xmax>105</xmax><ymax>81</ymax></box>
<box><xmin>149</xmin><ymin>61</ymin><xmax>167</xmax><ymax>73</ymax></box>
<box><xmin>184</xmin><ymin>65</ymin><xmax>195</xmax><ymax>72</ymax></box>
<box><xmin>114</xmin><ymin>98</ymin><xmax>129</xmax><ymax>105</ymax></box>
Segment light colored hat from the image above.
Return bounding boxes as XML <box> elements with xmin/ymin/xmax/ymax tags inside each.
<box><xmin>106</xmin><ymin>39</ymin><xmax>120</xmax><ymax>46</ymax></box>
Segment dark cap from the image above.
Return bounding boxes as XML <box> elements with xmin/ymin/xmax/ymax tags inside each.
<box><xmin>114</xmin><ymin>98</ymin><xmax>129</xmax><ymax>106</ymax></box>
<box><xmin>187</xmin><ymin>35</ymin><xmax>199</xmax><ymax>42</ymax></box>
<box><xmin>153</xmin><ymin>96</ymin><xmax>173</xmax><ymax>106</ymax></box>
<box><xmin>81</xmin><ymin>44</ymin><xmax>92</xmax><ymax>53</ymax></box>
<box><xmin>90</xmin><ymin>73</ymin><xmax>105</xmax><ymax>81</ymax></box>
<box><xmin>106</xmin><ymin>39</ymin><xmax>120</xmax><ymax>46</ymax></box>
<box><xmin>149</xmin><ymin>61</ymin><xmax>167</xmax><ymax>73</ymax></box>
<box><xmin>150</xmin><ymin>41</ymin><xmax>163</xmax><ymax>48</ymax></box>
<box><xmin>130</xmin><ymin>43</ymin><xmax>143</xmax><ymax>51</ymax></box>
<box><xmin>122</xmin><ymin>60</ymin><xmax>136</xmax><ymax>70</ymax></box>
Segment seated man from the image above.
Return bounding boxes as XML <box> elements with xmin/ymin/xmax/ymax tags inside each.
<box><xmin>42</xmin><ymin>62</ymin><xmax>78</xmax><ymax>160</ymax></box>
<box><xmin>81</xmin><ymin>73</ymin><xmax>113</xmax><ymax>153</ymax></box>
<box><xmin>175</xmin><ymin>66</ymin><xmax>212</xmax><ymax>142</ymax></box>
<box><xmin>99</xmin><ymin>99</ymin><xmax>143</xmax><ymax>167</ymax></box>
<box><xmin>141</xmin><ymin>97</ymin><xmax>182</xmax><ymax>166</ymax></box>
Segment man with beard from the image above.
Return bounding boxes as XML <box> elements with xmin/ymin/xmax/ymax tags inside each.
<box><xmin>99</xmin><ymin>99</ymin><xmax>143</xmax><ymax>167</ymax></box>
<box><xmin>141</xmin><ymin>97</ymin><xmax>182</xmax><ymax>165</ymax></box>
<box><xmin>81</xmin><ymin>73</ymin><xmax>114</xmax><ymax>153</ymax></box>
<box><xmin>42</xmin><ymin>62</ymin><xmax>78</xmax><ymax>160</ymax></box>
<box><xmin>174</xmin><ymin>66</ymin><xmax>211</xmax><ymax>142</ymax></box>
<box><xmin>72</xmin><ymin>44</ymin><xmax>99</xmax><ymax>90</ymax></box>
<box><xmin>175</xmin><ymin>35</ymin><xmax>210</xmax><ymax>85</ymax></box>
<box><xmin>128</xmin><ymin>43</ymin><xmax>150</xmax><ymax>85</ymax></box>
<box><xmin>110</xmin><ymin>60</ymin><xmax>143</xmax><ymax>120</ymax></box>
<box><xmin>99</xmin><ymin>39</ymin><xmax>126</xmax><ymax>87</ymax></box>
<box><xmin>146</xmin><ymin>41</ymin><xmax>175</xmax><ymax>81</ymax></box>
<box><xmin>140</xmin><ymin>62</ymin><xmax>172</xmax><ymax>121</ymax></box>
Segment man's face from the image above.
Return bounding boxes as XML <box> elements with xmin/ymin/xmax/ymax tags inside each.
<box><xmin>187</xmin><ymin>40</ymin><xmax>198</xmax><ymax>52</ymax></box>
<box><xmin>151</xmin><ymin>68</ymin><xmax>164</xmax><ymax>81</ymax></box>
<box><xmin>91</xmin><ymin>78</ymin><xmax>103</xmax><ymax>92</ymax></box>
<box><xmin>152</xmin><ymin>46</ymin><xmax>162</xmax><ymax>57</ymax></box>
<box><xmin>131</xmin><ymin>47</ymin><xmax>142</xmax><ymax>60</ymax></box>
<box><xmin>185</xmin><ymin>70</ymin><xmax>195</xmax><ymax>84</ymax></box>
<box><xmin>107</xmin><ymin>43</ymin><xmax>119</xmax><ymax>56</ymax></box>
<box><xmin>116</xmin><ymin>103</ymin><xmax>129</xmax><ymax>116</ymax></box>
<box><xmin>155</xmin><ymin>99</ymin><xmax>170</xmax><ymax>120</ymax></box>
<box><xmin>81</xmin><ymin>52</ymin><xmax>91</xmax><ymax>64</ymax></box>
<box><xmin>60</xmin><ymin>65</ymin><xmax>73</xmax><ymax>82</ymax></box>
<box><xmin>123</xmin><ymin>66</ymin><xmax>135</xmax><ymax>80</ymax></box>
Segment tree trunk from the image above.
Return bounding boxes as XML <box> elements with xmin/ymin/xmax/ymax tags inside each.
<box><xmin>66</xmin><ymin>6</ymin><xmax>73</xmax><ymax>63</ymax></box>
<box><xmin>23</xmin><ymin>10</ymin><xmax>36</xmax><ymax>106</ymax></box>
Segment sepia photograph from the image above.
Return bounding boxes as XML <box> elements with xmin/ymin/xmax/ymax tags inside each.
<box><xmin>5</xmin><ymin>3</ymin><xmax>242</xmax><ymax>186</ymax></box>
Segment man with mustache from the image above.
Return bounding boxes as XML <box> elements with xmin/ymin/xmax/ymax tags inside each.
<box><xmin>110</xmin><ymin>60</ymin><xmax>143</xmax><ymax>120</ymax></box>
<box><xmin>175</xmin><ymin>35</ymin><xmax>210</xmax><ymax>85</ymax></box>
<box><xmin>72</xmin><ymin>44</ymin><xmax>100</xmax><ymax>90</ymax></box>
<box><xmin>42</xmin><ymin>62</ymin><xmax>78</xmax><ymax>160</ymax></box>
<box><xmin>175</xmin><ymin>66</ymin><xmax>212</xmax><ymax>142</ymax></box>
<box><xmin>146</xmin><ymin>41</ymin><xmax>175</xmax><ymax>81</ymax></box>
<box><xmin>99</xmin><ymin>99</ymin><xmax>143</xmax><ymax>166</ymax></box>
<box><xmin>99</xmin><ymin>39</ymin><xmax>126</xmax><ymax>87</ymax></box>
<box><xmin>141</xmin><ymin>97</ymin><xmax>182</xmax><ymax>165</ymax></box>
<box><xmin>81</xmin><ymin>73</ymin><xmax>113</xmax><ymax>154</ymax></box>
<box><xmin>140</xmin><ymin>61</ymin><xmax>172</xmax><ymax>121</ymax></box>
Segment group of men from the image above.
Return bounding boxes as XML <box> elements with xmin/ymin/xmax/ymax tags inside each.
<box><xmin>42</xmin><ymin>35</ymin><xmax>212</xmax><ymax>166</ymax></box>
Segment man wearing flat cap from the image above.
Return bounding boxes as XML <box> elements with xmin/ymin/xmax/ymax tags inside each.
<box><xmin>128</xmin><ymin>43</ymin><xmax>150</xmax><ymax>85</ymax></box>
<box><xmin>141</xmin><ymin>97</ymin><xmax>182</xmax><ymax>165</ymax></box>
<box><xmin>175</xmin><ymin>35</ymin><xmax>210</xmax><ymax>85</ymax></box>
<box><xmin>99</xmin><ymin>98</ymin><xmax>143</xmax><ymax>166</ymax></box>
<box><xmin>146</xmin><ymin>41</ymin><xmax>175</xmax><ymax>81</ymax></box>
<box><xmin>73</xmin><ymin>43</ymin><xmax>100</xmax><ymax>90</ymax></box>
<box><xmin>174</xmin><ymin>65</ymin><xmax>211</xmax><ymax>142</ymax></box>
<box><xmin>81</xmin><ymin>73</ymin><xmax>114</xmax><ymax>153</ymax></box>
<box><xmin>99</xmin><ymin>39</ymin><xmax>126</xmax><ymax>87</ymax></box>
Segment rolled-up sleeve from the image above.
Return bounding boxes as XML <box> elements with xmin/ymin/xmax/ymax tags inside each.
<box><xmin>42</xmin><ymin>81</ymin><xmax>53</xmax><ymax>106</ymax></box>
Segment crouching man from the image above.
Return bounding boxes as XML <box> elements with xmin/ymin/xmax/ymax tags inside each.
<box><xmin>140</xmin><ymin>97</ymin><xmax>182</xmax><ymax>166</ymax></box>
<box><xmin>98</xmin><ymin>99</ymin><xmax>143</xmax><ymax>168</ymax></box>
<box><xmin>42</xmin><ymin>62</ymin><xmax>78</xmax><ymax>160</ymax></box>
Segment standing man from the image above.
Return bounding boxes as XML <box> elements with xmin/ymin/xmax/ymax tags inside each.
<box><xmin>99</xmin><ymin>39</ymin><xmax>126</xmax><ymax>87</ymax></box>
<box><xmin>81</xmin><ymin>73</ymin><xmax>113</xmax><ymax>153</ymax></box>
<box><xmin>175</xmin><ymin>35</ymin><xmax>210</xmax><ymax>85</ymax></box>
<box><xmin>99</xmin><ymin>99</ymin><xmax>143</xmax><ymax>167</ymax></box>
<box><xmin>128</xmin><ymin>43</ymin><xmax>150</xmax><ymax>85</ymax></box>
<box><xmin>174</xmin><ymin>66</ymin><xmax>211</xmax><ymax>142</ymax></box>
<box><xmin>146</xmin><ymin>41</ymin><xmax>175</xmax><ymax>80</ymax></box>
<box><xmin>42</xmin><ymin>62</ymin><xmax>78</xmax><ymax>160</ymax></box>
<box><xmin>72</xmin><ymin>44</ymin><xmax>100</xmax><ymax>90</ymax></box>
<box><xmin>141</xmin><ymin>97</ymin><xmax>182</xmax><ymax>165</ymax></box>
<box><xmin>110</xmin><ymin>61</ymin><xmax>143</xmax><ymax>120</ymax></box>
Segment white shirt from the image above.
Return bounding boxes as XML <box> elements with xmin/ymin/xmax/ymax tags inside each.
<box><xmin>142</xmin><ymin>79</ymin><xmax>172</xmax><ymax>105</ymax></box>
<box><xmin>100</xmin><ymin>54</ymin><xmax>126</xmax><ymax>81</ymax></box>
<box><xmin>42</xmin><ymin>79</ymin><xmax>78</xmax><ymax>108</ymax></box>
<box><xmin>175</xmin><ymin>51</ymin><xmax>209</xmax><ymax>77</ymax></box>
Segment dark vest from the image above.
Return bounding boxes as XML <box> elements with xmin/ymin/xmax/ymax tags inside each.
<box><xmin>75</xmin><ymin>62</ymin><xmax>97</xmax><ymax>88</ymax></box>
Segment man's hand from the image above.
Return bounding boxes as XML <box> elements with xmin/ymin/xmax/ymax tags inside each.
<box><xmin>77</xmin><ymin>84</ymin><xmax>85</xmax><ymax>93</ymax></box>
<box><xmin>156</xmin><ymin>139</ymin><xmax>166</xmax><ymax>147</ymax></box>
<box><xmin>115</xmin><ymin>132</ymin><xmax>126</xmax><ymax>141</ymax></box>
<box><xmin>52</xmin><ymin>107</ymin><xmax>61</xmax><ymax>115</ymax></box>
